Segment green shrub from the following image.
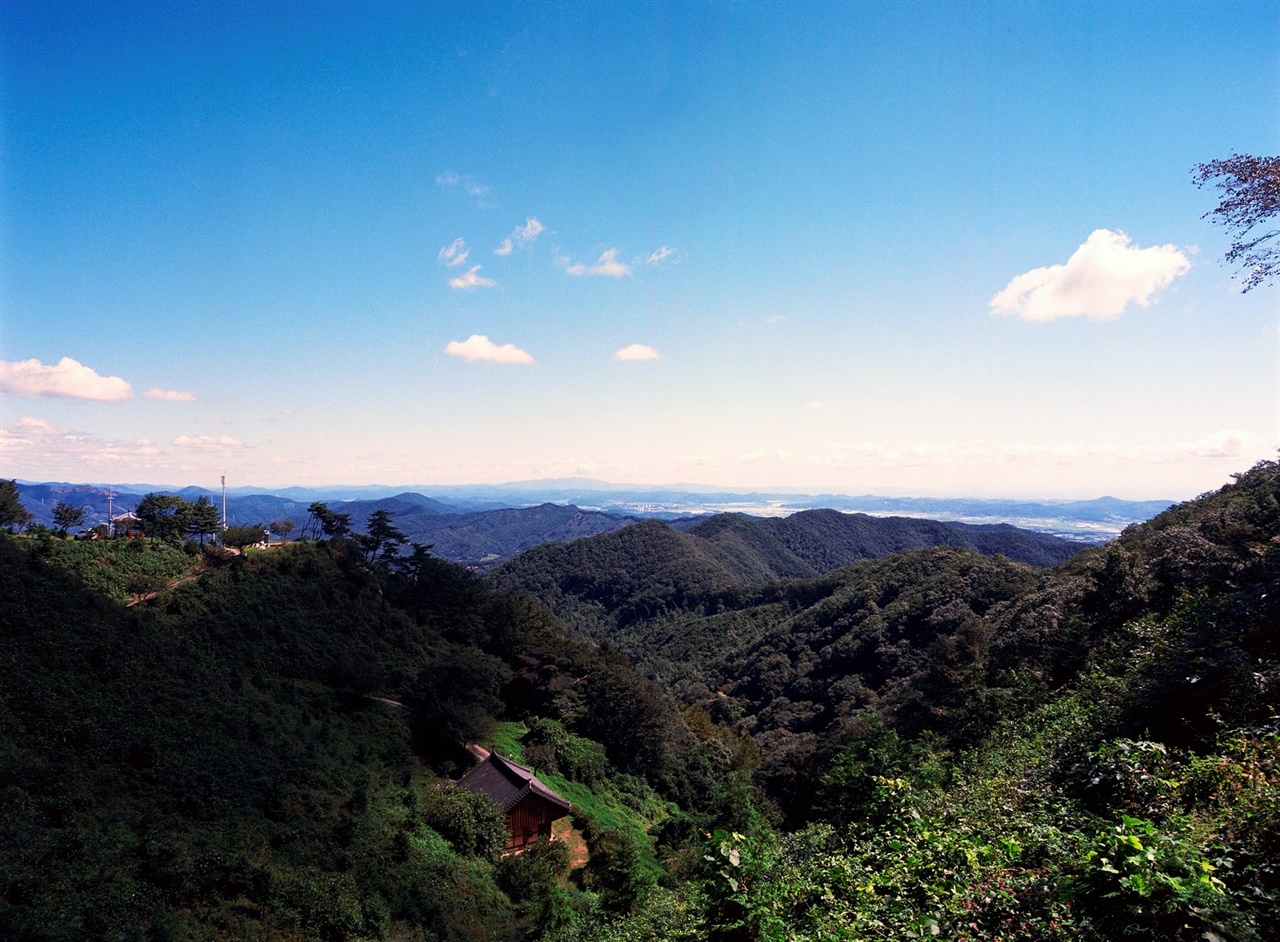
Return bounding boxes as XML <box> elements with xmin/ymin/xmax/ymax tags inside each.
<box><xmin>525</xmin><ymin>717</ymin><xmax>608</xmax><ymax>784</ymax></box>
<box><xmin>1074</xmin><ymin>815</ymin><xmax>1237</xmax><ymax>941</ymax></box>
<box><xmin>416</xmin><ymin>786</ymin><xmax>508</xmax><ymax>862</ymax></box>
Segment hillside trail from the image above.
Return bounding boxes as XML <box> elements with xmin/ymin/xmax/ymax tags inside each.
<box><xmin>124</xmin><ymin>569</ymin><xmax>211</xmax><ymax>607</ymax></box>
<box><xmin>123</xmin><ymin>543</ymin><xmax>265</xmax><ymax>607</ymax></box>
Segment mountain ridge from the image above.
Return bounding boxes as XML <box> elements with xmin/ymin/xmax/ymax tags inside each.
<box><xmin>13</xmin><ymin>478</ymin><xmax>1173</xmax><ymax>540</ymax></box>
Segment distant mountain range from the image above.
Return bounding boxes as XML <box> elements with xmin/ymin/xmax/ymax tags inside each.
<box><xmin>12</xmin><ymin>483</ymin><xmax>638</xmax><ymax>568</ymax></box>
<box><xmin>487</xmin><ymin>509</ymin><xmax>1087</xmax><ymax>639</ymax></box>
<box><xmin>15</xmin><ymin>477</ymin><xmax>1173</xmax><ymax>538</ymax></box>
<box><xmin>12</xmin><ymin>478</ymin><xmax>1174</xmax><ymax>568</ymax></box>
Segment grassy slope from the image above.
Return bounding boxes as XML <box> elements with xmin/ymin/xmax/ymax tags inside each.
<box><xmin>0</xmin><ymin>540</ymin><xmax>516</xmax><ymax>940</ymax></box>
<box><xmin>489</xmin><ymin>721</ymin><xmax>674</xmax><ymax>878</ymax></box>
<box><xmin>10</xmin><ymin>534</ymin><xmax>201</xmax><ymax>603</ymax></box>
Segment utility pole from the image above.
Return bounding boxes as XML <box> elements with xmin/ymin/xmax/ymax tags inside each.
<box><xmin>107</xmin><ymin>490</ymin><xmax>114</xmax><ymax>537</ymax></box>
<box><xmin>221</xmin><ymin>475</ymin><xmax>227</xmax><ymax>530</ymax></box>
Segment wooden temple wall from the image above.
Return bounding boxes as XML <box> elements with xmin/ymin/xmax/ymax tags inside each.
<box><xmin>506</xmin><ymin>798</ymin><xmax>556</xmax><ymax>849</ymax></box>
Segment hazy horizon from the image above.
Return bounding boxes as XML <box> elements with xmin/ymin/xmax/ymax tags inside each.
<box><xmin>2</xmin><ymin>3</ymin><xmax>1275</xmax><ymax>501</ymax></box>
<box><xmin>14</xmin><ymin>471</ymin><xmax>1184</xmax><ymax>505</ymax></box>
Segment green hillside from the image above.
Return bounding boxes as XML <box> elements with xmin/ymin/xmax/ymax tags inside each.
<box><xmin>0</xmin><ymin>533</ymin><xmax>735</xmax><ymax>940</ymax></box>
<box><xmin>544</xmin><ymin>461</ymin><xmax>1280</xmax><ymax>941</ymax></box>
<box><xmin>2</xmin><ymin>460</ymin><xmax>1277</xmax><ymax>941</ymax></box>
<box><xmin>489</xmin><ymin>507</ymin><xmax>1085</xmax><ymax>660</ymax></box>
<box><xmin>691</xmin><ymin>507</ymin><xmax>1085</xmax><ymax>573</ymax></box>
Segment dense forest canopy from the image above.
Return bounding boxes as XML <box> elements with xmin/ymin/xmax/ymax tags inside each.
<box><xmin>1</xmin><ymin>460</ymin><xmax>1277</xmax><ymax>940</ymax></box>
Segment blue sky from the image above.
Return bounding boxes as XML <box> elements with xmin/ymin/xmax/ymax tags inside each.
<box><xmin>1</xmin><ymin>0</ymin><xmax>1276</xmax><ymax>498</ymax></box>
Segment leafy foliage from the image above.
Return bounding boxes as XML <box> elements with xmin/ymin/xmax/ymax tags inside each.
<box><xmin>0</xmin><ymin>479</ymin><xmax>33</xmax><ymax>531</ymax></box>
<box><xmin>1193</xmin><ymin>153</ymin><xmax>1280</xmax><ymax>291</ymax></box>
<box><xmin>135</xmin><ymin>492</ymin><xmax>191</xmax><ymax>543</ymax></box>
<box><xmin>188</xmin><ymin>495</ymin><xmax>221</xmax><ymax>544</ymax></box>
<box><xmin>51</xmin><ymin>500</ymin><xmax>85</xmax><ymax>534</ymax></box>
<box><xmin>0</xmin><ymin>510</ymin><xmax>742</xmax><ymax>940</ymax></box>
<box><xmin>504</xmin><ymin>460</ymin><xmax>1280</xmax><ymax>939</ymax></box>
<box><xmin>3</xmin><ymin>459</ymin><xmax>1278</xmax><ymax>939</ymax></box>
<box><xmin>221</xmin><ymin>522</ymin><xmax>267</xmax><ymax>553</ymax></box>
<box><xmin>8</xmin><ymin>534</ymin><xmax>199</xmax><ymax>604</ymax></box>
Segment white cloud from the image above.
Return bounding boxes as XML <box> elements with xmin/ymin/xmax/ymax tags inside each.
<box><xmin>438</xmin><ymin>238</ymin><xmax>470</xmax><ymax>267</ymax></box>
<box><xmin>494</xmin><ymin>218</ymin><xmax>545</xmax><ymax>256</ymax></box>
<box><xmin>145</xmin><ymin>387</ymin><xmax>197</xmax><ymax>402</ymax></box>
<box><xmin>991</xmin><ymin>229</ymin><xmax>1191</xmax><ymax>321</ymax></box>
<box><xmin>435</xmin><ymin>170</ymin><xmax>489</xmax><ymax>197</ymax></box>
<box><xmin>514</xmin><ymin>218</ymin><xmax>545</xmax><ymax>245</ymax></box>
<box><xmin>0</xmin><ymin>357</ymin><xmax>133</xmax><ymax>400</ymax></box>
<box><xmin>565</xmin><ymin>248</ymin><xmax>631</xmax><ymax>278</ymax></box>
<box><xmin>445</xmin><ymin>334</ymin><xmax>534</xmax><ymax>364</ymax></box>
<box><xmin>449</xmin><ymin>265</ymin><xmax>497</xmax><ymax>290</ymax></box>
<box><xmin>1183</xmin><ymin>429</ymin><xmax>1265</xmax><ymax>459</ymax></box>
<box><xmin>766</xmin><ymin>315</ymin><xmax>785</xmax><ymax>325</ymax></box>
<box><xmin>172</xmin><ymin>435</ymin><xmax>244</xmax><ymax>449</ymax></box>
<box><xmin>646</xmin><ymin>246</ymin><xmax>679</xmax><ymax>265</ymax></box>
<box><xmin>614</xmin><ymin>343</ymin><xmax>661</xmax><ymax>361</ymax></box>
<box><xmin>15</xmin><ymin>416</ymin><xmax>65</xmax><ymax>435</ymax></box>
<box><xmin>0</xmin><ymin>417</ymin><xmax>163</xmax><ymax>471</ymax></box>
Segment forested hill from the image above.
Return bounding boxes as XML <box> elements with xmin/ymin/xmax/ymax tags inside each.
<box><xmin>0</xmin><ymin>530</ymin><xmax>743</xmax><ymax>939</ymax></box>
<box><xmin>506</xmin><ymin>460</ymin><xmax>1278</xmax><ymax>940</ymax></box>
<box><xmin>402</xmin><ymin>503</ymin><xmax>640</xmax><ymax>568</ymax></box>
<box><xmin>4</xmin><ymin>462</ymin><xmax>1278</xmax><ymax>941</ymax></box>
<box><xmin>487</xmin><ymin>508</ymin><xmax>1084</xmax><ymax>639</ymax></box>
<box><xmin>16</xmin><ymin>482</ymin><xmax>639</xmax><ymax>569</ymax></box>
<box><xmin>500</xmin><ymin>462</ymin><xmax>1279</xmax><ymax>818</ymax></box>
<box><xmin>687</xmin><ymin>507</ymin><xmax>1083</xmax><ymax>574</ymax></box>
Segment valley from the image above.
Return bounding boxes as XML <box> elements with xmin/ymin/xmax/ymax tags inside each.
<box><xmin>1</xmin><ymin>460</ymin><xmax>1276</xmax><ymax>940</ymax></box>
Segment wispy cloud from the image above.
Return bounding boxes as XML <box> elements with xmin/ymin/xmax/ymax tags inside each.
<box><xmin>765</xmin><ymin>314</ymin><xmax>785</xmax><ymax>325</ymax></box>
<box><xmin>14</xmin><ymin>416</ymin><xmax>65</xmax><ymax>435</ymax></box>
<box><xmin>172</xmin><ymin>435</ymin><xmax>244</xmax><ymax>449</ymax></box>
<box><xmin>645</xmin><ymin>246</ymin><xmax>679</xmax><ymax>266</ymax></box>
<box><xmin>435</xmin><ymin>170</ymin><xmax>489</xmax><ymax>198</ymax></box>
<box><xmin>0</xmin><ymin>357</ymin><xmax>133</xmax><ymax>400</ymax></box>
<box><xmin>438</xmin><ymin>238</ymin><xmax>470</xmax><ymax>268</ymax></box>
<box><xmin>514</xmin><ymin>218</ymin><xmax>544</xmax><ymax>244</ymax></box>
<box><xmin>0</xmin><ymin>416</ymin><xmax>162</xmax><ymax>471</ymax></box>
<box><xmin>614</xmin><ymin>344</ymin><xmax>661</xmax><ymax>361</ymax></box>
<box><xmin>991</xmin><ymin>229</ymin><xmax>1191</xmax><ymax>321</ymax></box>
<box><xmin>1183</xmin><ymin>429</ymin><xmax>1265</xmax><ymax>459</ymax></box>
<box><xmin>565</xmin><ymin>248</ymin><xmax>631</xmax><ymax>278</ymax></box>
<box><xmin>145</xmin><ymin>387</ymin><xmax>197</xmax><ymax>402</ymax></box>
<box><xmin>495</xmin><ymin>218</ymin><xmax>545</xmax><ymax>256</ymax></box>
<box><xmin>449</xmin><ymin>265</ymin><xmax>497</xmax><ymax>290</ymax></box>
<box><xmin>445</xmin><ymin>334</ymin><xmax>534</xmax><ymax>364</ymax></box>
<box><xmin>800</xmin><ymin>431</ymin><xmax>1278</xmax><ymax>473</ymax></box>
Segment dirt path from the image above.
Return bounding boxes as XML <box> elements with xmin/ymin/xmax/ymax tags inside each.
<box><xmin>554</xmin><ymin>818</ymin><xmax>590</xmax><ymax>869</ymax></box>
<box><xmin>125</xmin><ymin>571</ymin><xmax>205</xmax><ymax>607</ymax></box>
